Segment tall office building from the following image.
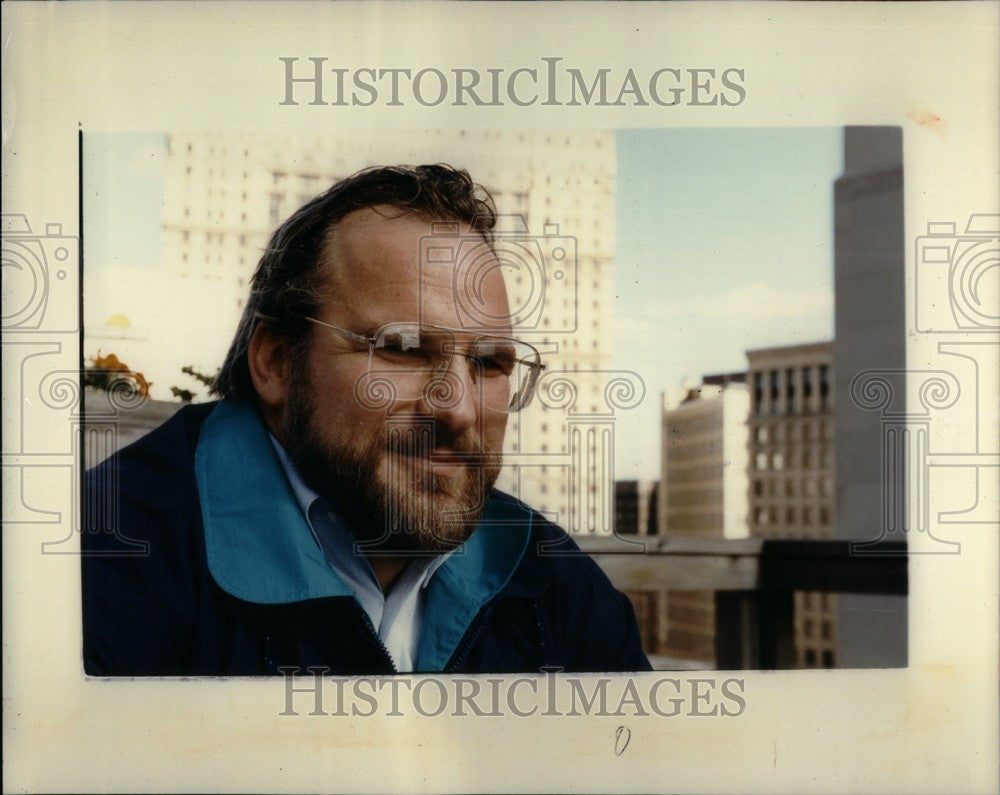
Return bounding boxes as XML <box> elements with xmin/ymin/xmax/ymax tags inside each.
<box><xmin>832</xmin><ymin>126</ymin><xmax>907</xmax><ymax>667</ymax></box>
<box><xmin>747</xmin><ymin>341</ymin><xmax>837</xmax><ymax>668</ymax></box>
<box><xmin>154</xmin><ymin>129</ymin><xmax>616</xmax><ymax>522</ymax></box>
<box><xmin>655</xmin><ymin>378</ymin><xmax>750</xmax><ymax>664</ymax></box>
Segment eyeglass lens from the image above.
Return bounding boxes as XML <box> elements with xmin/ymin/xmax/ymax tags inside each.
<box><xmin>371</xmin><ymin>324</ymin><xmax>539</xmax><ymax>411</ymax></box>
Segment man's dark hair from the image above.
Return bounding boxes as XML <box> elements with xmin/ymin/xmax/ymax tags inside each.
<box><xmin>212</xmin><ymin>164</ymin><xmax>497</xmax><ymax>400</ymax></box>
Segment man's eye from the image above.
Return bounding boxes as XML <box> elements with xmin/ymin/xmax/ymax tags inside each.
<box><xmin>472</xmin><ymin>353</ymin><xmax>514</xmax><ymax>376</ymax></box>
<box><xmin>377</xmin><ymin>336</ymin><xmax>431</xmax><ymax>362</ymax></box>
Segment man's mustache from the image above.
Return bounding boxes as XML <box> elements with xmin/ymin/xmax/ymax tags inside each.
<box><xmin>382</xmin><ymin>424</ymin><xmax>501</xmax><ymax>465</ymax></box>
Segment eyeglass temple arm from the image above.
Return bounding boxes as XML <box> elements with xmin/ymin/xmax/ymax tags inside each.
<box><xmin>304</xmin><ymin>316</ymin><xmax>373</xmax><ymax>348</ymax></box>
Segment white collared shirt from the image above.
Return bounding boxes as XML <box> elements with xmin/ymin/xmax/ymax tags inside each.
<box><xmin>269</xmin><ymin>437</ymin><xmax>451</xmax><ymax>672</ymax></box>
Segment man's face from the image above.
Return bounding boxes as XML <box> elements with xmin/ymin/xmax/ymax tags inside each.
<box><xmin>280</xmin><ymin>207</ymin><xmax>511</xmax><ymax>553</ymax></box>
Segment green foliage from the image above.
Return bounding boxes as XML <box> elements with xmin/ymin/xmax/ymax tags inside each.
<box><xmin>170</xmin><ymin>365</ymin><xmax>219</xmax><ymax>402</ymax></box>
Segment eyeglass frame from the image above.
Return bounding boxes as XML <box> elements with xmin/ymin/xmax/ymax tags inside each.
<box><xmin>294</xmin><ymin>315</ymin><xmax>546</xmax><ymax>412</ymax></box>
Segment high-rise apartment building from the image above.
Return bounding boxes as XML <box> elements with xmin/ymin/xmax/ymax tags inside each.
<box><xmin>746</xmin><ymin>341</ymin><xmax>837</xmax><ymax>668</ymax></box>
<box><xmin>655</xmin><ymin>379</ymin><xmax>750</xmax><ymax>664</ymax></box>
<box><xmin>156</xmin><ymin>130</ymin><xmax>616</xmax><ymax>522</ymax></box>
<box><xmin>660</xmin><ymin>380</ymin><xmax>751</xmax><ymax>540</ymax></box>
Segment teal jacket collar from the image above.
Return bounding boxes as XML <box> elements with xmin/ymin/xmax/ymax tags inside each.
<box><xmin>194</xmin><ymin>399</ymin><xmax>533</xmax><ymax>671</ymax></box>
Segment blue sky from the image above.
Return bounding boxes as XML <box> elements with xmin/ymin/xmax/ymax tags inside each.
<box><xmin>612</xmin><ymin>128</ymin><xmax>842</xmax><ymax>476</ymax></box>
<box><xmin>615</xmin><ymin>127</ymin><xmax>841</xmax><ymax>382</ymax></box>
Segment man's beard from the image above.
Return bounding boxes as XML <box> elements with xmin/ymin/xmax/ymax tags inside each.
<box><xmin>282</xmin><ymin>365</ymin><xmax>502</xmax><ymax>554</ymax></box>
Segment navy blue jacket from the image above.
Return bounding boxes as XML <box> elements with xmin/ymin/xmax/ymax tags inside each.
<box><xmin>82</xmin><ymin>400</ymin><xmax>651</xmax><ymax>676</ymax></box>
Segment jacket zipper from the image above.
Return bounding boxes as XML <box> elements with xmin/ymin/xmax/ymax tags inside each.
<box><xmin>354</xmin><ymin>610</ymin><xmax>399</xmax><ymax>674</ymax></box>
<box><xmin>258</xmin><ymin>597</ymin><xmax>397</xmax><ymax>674</ymax></box>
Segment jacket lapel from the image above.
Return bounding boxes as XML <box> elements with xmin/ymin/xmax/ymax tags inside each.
<box><xmin>195</xmin><ymin>400</ymin><xmax>353</xmax><ymax>603</ymax></box>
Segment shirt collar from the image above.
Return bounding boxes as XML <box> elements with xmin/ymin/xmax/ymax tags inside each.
<box><xmin>268</xmin><ymin>433</ymin><xmax>325</xmax><ymax>518</ymax></box>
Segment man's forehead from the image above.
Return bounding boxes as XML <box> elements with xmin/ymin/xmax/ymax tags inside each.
<box><xmin>321</xmin><ymin>207</ymin><xmax>492</xmax><ymax>275</ymax></box>
<box><xmin>316</xmin><ymin>207</ymin><xmax>509</xmax><ymax>332</ymax></box>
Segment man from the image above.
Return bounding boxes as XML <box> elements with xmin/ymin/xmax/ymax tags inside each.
<box><xmin>83</xmin><ymin>164</ymin><xmax>650</xmax><ymax>676</ymax></box>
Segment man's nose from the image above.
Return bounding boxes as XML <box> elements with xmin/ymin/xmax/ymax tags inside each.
<box><xmin>421</xmin><ymin>353</ymin><xmax>479</xmax><ymax>434</ymax></box>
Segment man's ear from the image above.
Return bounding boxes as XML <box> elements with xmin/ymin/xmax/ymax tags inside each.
<box><xmin>247</xmin><ymin>323</ymin><xmax>293</xmax><ymax>412</ymax></box>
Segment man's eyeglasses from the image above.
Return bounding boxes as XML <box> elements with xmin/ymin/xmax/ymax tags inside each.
<box><xmin>304</xmin><ymin>317</ymin><xmax>545</xmax><ymax>412</ymax></box>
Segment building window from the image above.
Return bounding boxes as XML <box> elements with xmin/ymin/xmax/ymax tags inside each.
<box><xmin>820</xmin><ymin>365</ymin><xmax>831</xmax><ymax>409</ymax></box>
<box><xmin>821</xmin><ymin>650</ymin><xmax>835</xmax><ymax>668</ymax></box>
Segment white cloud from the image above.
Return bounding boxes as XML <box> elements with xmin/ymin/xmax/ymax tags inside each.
<box><xmin>619</xmin><ymin>282</ymin><xmax>833</xmax><ymax>354</ymax></box>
